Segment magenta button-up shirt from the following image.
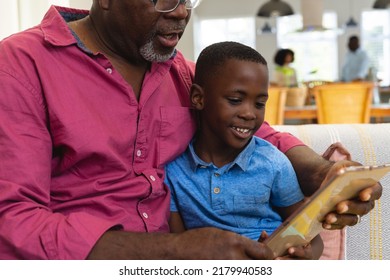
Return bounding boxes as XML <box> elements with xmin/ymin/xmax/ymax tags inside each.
<box><xmin>0</xmin><ymin>6</ymin><xmax>303</xmax><ymax>259</ymax></box>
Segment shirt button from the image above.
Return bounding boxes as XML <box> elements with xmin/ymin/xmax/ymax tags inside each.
<box><xmin>213</xmin><ymin>187</ymin><xmax>220</xmax><ymax>194</ymax></box>
<box><xmin>142</xmin><ymin>212</ymin><xmax>149</xmax><ymax>219</ymax></box>
<box><xmin>136</xmin><ymin>150</ymin><xmax>142</xmax><ymax>157</ymax></box>
<box><xmin>214</xmin><ymin>173</ymin><xmax>220</xmax><ymax>177</ymax></box>
<box><xmin>106</xmin><ymin>68</ymin><xmax>113</xmax><ymax>74</ymax></box>
<box><xmin>150</xmin><ymin>175</ymin><xmax>156</xmax><ymax>181</ymax></box>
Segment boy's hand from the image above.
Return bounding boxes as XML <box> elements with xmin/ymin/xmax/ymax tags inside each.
<box><xmin>275</xmin><ymin>244</ymin><xmax>312</xmax><ymax>260</ymax></box>
<box><xmin>258</xmin><ymin>230</ymin><xmax>269</xmax><ymax>242</ymax></box>
<box><xmin>275</xmin><ymin>235</ymin><xmax>323</xmax><ymax>260</ymax></box>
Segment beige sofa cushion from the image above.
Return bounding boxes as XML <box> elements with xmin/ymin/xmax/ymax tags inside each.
<box><xmin>273</xmin><ymin>123</ymin><xmax>390</xmax><ymax>260</ymax></box>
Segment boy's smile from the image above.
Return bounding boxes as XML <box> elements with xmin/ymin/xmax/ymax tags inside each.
<box><xmin>192</xmin><ymin>58</ymin><xmax>269</xmax><ymax>166</ymax></box>
<box><xmin>231</xmin><ymin>126</ymin><xmax>252</xmax><ymax>139</ymax></box>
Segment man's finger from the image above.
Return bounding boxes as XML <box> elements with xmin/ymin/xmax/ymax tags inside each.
<box><xmin>359</xmin><ymin>182</ymin><xmax>382</xmax><ymax>202</ymax></box>
<box><xmin>323</xmin><ymin>212</ymin><xmax>360</xmax><ymax>229</ymax></box>
<box><xmin>336</xmin><ymin>200</ymin><xmax>375</xmax><ymax>216</ymax></box>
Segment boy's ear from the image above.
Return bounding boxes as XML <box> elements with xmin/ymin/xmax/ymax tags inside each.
<box><xmin>190</xmin><ymin>84</ymin><xmax>205</xmax><ymax>110</ymax></box>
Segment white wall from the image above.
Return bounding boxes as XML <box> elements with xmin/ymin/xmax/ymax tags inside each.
<box><xmin>0</xmin><ymin>0</ymin><xmax>19</xmax><ymax>39</ymax></box>
<box><xmin>18</xmin><ymin>0</ymin><xmax>54</xmax><ymax>31</ymax></box>
<box><xmin>68</xmin><ymin>0</ymin><xmax>90</xmax><ymax>9</ymax></box>
<box><xmin>190</xmin><ymin>0</ymin><xmax>374</xmax><ymax>24</ymax></box>
<box><xmin>0</xmin><ymin>0</ymin><xmax>380</xmax><ymax>66</ymax></box>
<box><xmin>0</xmin><ymin>0</ymin><xmax>91</xmax><ymax>40</ymax></box>
<box><xmin>178</xmin><ymin>0</ymin><xmax>375</xmax><ymax>61</ymax></box>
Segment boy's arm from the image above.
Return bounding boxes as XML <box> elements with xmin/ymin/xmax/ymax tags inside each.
<box><xmin>169</xmin><ymin>212</ymin><xmax>186</xmax><ymax>233</ymax></box>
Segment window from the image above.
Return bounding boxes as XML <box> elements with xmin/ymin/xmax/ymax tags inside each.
<box><xmin>362</xmin><ymin>9</ymin><xmax>390</xmax><ymax>86</ymax></box>
<box><xmin>276</xmin><ymin>12</ymin><xmax>340</xmax><ymax>83</ymax></box>
<box><xmin>193</xmin><ymin>17</ymin><xmax>255</xmax><ymax>60</ymax></box>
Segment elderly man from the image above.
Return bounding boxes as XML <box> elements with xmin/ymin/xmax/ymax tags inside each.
<box><xmin>0</xmin><ymin>0</ymin><xmax>381</xmax><ymax>259</ymax></box>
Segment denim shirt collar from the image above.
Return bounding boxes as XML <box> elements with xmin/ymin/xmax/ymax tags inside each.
<box><xmin>187</xmin><ymin>137</ymin><xmax>256</xmax><ymax>173</ymax></box>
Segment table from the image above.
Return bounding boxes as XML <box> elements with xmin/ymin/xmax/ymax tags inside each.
<box><xmin>284</xmin><ymin>103</ymin><xmax>390</xmax><ymax>123</ymax></box>
<box><xmin>284</xmin><ymin>105</ymin><xmax>316</xmax><ymax>121</ymax></box>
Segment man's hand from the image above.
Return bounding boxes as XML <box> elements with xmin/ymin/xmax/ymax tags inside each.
<box><xmin>88</xmin><ymin>227</ymin><xmax>275</xmax><ymax>260</ymax></box>
<box><xmin>322</xmin><ymin>142</ymin><xmax>351</xmax><ymax>162</ymax></box>
<box><xmin>320</xmin><ymin>160</ymin><xmax>383</xmax><ymax>230</ymax></box>
<box><xmin>172</xmin><ymin>228</ymin><xmax>275</xmax><ymax>259</ymax></box>
<box><xmin>285</xmin><ymin>144</ymin><xmax>383</xmax><ymax>230</ymax></box>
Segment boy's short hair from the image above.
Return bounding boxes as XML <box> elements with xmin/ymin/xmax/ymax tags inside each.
<box><xmin>194</xmin><ymin>41</ymin><xmax>268</xmax><ymax>86</ymax></box>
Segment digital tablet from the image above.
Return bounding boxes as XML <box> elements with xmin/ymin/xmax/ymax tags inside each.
<box><xmin>263</xmin><ymin>163</ymin><xmax>390</xmax><ymax>257</ymax></box>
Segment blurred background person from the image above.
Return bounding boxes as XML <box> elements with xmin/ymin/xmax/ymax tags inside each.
<box><xmin>341</xmin><ymin>35</ymin><xmax>370</xmax><ymax>82</ymax></box>
<box><xmin>272</xmin><ymin>48</ymin><xmax>298</xmax><ymax>87</ymax></box>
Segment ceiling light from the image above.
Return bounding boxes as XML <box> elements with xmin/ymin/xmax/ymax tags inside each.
<box><xmin>345</xmin><ymin>0</ymin><xmax>358</xmax><ymax>27</ymax></box>
<box><xmin>345</xmin><ymin>17</ymin><xmax>358</xmax><ymax>27</ymax></box>
<box><xmin>373</xmin><ymin>0</ymin><xmax>390</xmax><ymax>9</ymax></box>
<box><xmin>257</xmin><ymin>0</ymin><xmax>294</xmax><ymax>17</ymax></box>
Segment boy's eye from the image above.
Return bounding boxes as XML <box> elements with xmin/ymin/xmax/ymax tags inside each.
<box><xmin>256</xmin><ymin>102</ymin><xmax>266</xmax><ymax>109</ymax></box>
<box><xmin>227</xmin><ymin>98</ymin><xmax>242</xmax><ymax>105</ymax></box>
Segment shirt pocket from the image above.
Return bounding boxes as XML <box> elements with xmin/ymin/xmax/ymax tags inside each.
<box><xmin>233</xmin><ymin>194</ymin><xmax>269</xmax><ymax>228</ymax></box>
<box><xmin>158</xmin><ymin>106</ymin><xmax>196</xmax><ymax>167</ymax></box>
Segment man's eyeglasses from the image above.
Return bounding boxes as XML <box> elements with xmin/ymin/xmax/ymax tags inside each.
<box><xmin>151</xmin><ymin>0</ymin><xmax>202</xmax><ymax>13</ymax></box>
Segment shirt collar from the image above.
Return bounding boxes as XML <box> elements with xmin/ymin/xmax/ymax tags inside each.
<box><xmin>41</xmin><ymin>6</ymin><xmax>87</xmax><ymax>47</ymax></box>
<box><xmin>350</xmin><ymin>48</ymin><xmax>363</xmax><ymax>55</ymax></box>
<box><xmin>187</xmin><ymin>137</ymin><xmax>256</xmax><ymax>173</ymax></box>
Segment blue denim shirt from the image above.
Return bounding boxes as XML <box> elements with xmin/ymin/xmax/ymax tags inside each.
<box><xmin>341</xmin><ymin>48</ymin><xmax>370</xmax><ymax>81</ymax></box>
<box><xmin>165</xmin><ymin>136</ymin><xmax>304</xmax><ymax>240</ymax></box>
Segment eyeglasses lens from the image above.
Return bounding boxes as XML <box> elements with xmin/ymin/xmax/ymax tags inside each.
<box><xmin>154</xmin><ymin>0</ymin><xmax>201</xmax><ymax>13</ymax></box>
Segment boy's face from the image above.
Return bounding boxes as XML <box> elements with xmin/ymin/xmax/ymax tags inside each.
<box><xmin>192</xmin><ymin>58</ymin><xmax>269</xmax><ymax>152</ymax></box>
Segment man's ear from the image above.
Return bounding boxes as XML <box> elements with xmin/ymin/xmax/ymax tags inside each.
<box><xmin>190</xmin><ymin>84</ymin><xmax>205</xmax><ymax>110</ymax></box>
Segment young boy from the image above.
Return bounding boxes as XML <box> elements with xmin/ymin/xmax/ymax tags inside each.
<box><xmin>164</xmin><ymin>41</ymin><xmax>323</xmax><ymax>259</ymax></box>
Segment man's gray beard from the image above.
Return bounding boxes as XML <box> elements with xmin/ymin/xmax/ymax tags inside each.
<box><xmin>140</xmin><ymin>39</ymin><xmax>174</xmax><ymax>62</ymax></box>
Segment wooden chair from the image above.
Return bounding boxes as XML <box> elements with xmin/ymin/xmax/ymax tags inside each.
<box><xmin>312</xmin><ymin>82</ymin><xmax>374</xmax><ymax>124</ymax></box>
<box><xmin>265</xmin><ymin>87</ymin><xmax>288</xmax><ymax>125</ymax></box>
<box><xmin>285</xmin><ymin>87</ymin><xmax>308</xmax><ymax>107</ymax></box>
<box><xmin>303</xmin><ymin>80</ymin><xmax>332</xmax><ymax>105</ymax></box>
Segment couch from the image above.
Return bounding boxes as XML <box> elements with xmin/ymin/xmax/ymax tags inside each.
<box><xmin>273</xmin><ymin>123</ymin><xmax>390</xmax><ymax>260</ymax></box>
